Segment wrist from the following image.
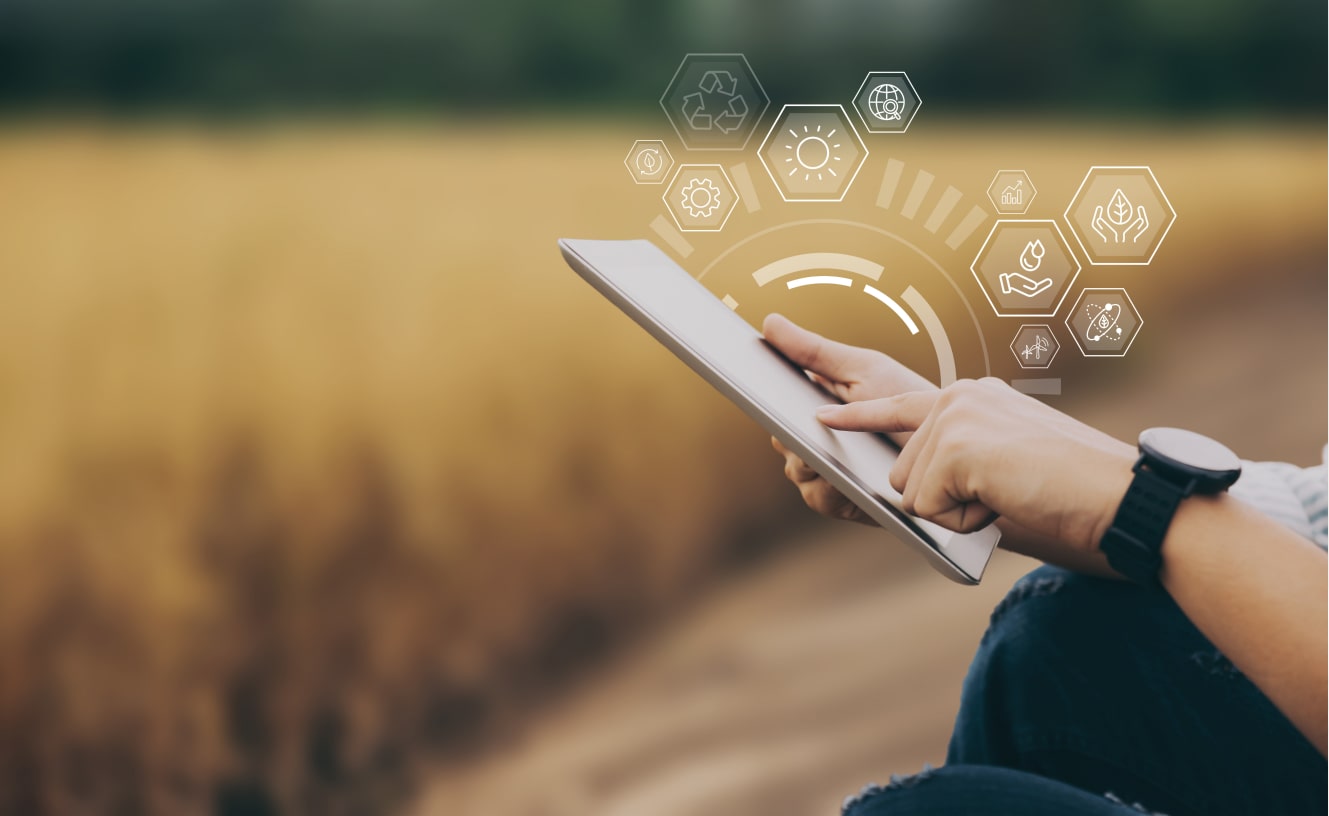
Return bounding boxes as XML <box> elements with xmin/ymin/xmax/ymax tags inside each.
<box><xmin>1082</xmin><ymin>446</ymin><xmax>1137</xmax><ymax>555</ymax></box>
<box><xmin>1095</xmin><ymin>428</ymin><xmax>1243</xmax><ymax>586</ymax></box>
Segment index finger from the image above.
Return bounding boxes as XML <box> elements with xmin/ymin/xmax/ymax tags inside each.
<box><xmin>813</xmin><ymin>391</ymin><xmax>939</xmax><ymax>434</ymax></box>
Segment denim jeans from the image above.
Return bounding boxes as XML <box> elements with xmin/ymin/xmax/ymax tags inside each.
<box><xmin>842</xmin><ymin>566</ymin><xmax>1327</xmax><ymax>816</ymax></box>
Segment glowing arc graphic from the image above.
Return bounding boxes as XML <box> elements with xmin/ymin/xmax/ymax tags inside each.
<box><xmin>747</xmin><ymin>250</ymin><xmax>957</xmax><ymax>385</ymax></box>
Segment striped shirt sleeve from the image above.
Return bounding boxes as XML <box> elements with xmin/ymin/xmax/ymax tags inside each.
<box><xmin>1228</xmin><ymin>449</ymin><xmax>1329</xmax><ymax>550</ymax></box>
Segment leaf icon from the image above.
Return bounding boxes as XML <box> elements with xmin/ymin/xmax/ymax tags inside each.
<box><xmin>1108</xmin><ymin>188</ymin><xmax>1133</xmax><ymax>227</ymax></box>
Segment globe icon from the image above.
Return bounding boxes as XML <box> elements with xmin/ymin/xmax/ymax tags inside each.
<box><xmin>867</xmin><ymin>83</ymin><xmax>906</xmax><ymax>122</ymax></box>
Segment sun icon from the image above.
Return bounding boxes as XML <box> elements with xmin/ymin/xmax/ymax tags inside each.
<box><xmin>782</xmin><ymin>123</ymin><xmax>844</xmax><ymax>182</ymax></box>
<box><xmin>758</xmin><ymin>105</ymin><xmax>866</xmax><ymax>202</ymax></box>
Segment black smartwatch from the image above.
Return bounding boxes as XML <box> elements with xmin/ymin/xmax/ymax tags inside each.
<box><xmin>1100</xmin><ymin>427</ymin><xmax>1242</xmax><ymax>586</ymax></box>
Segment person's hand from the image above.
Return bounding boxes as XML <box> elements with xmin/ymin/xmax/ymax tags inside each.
<box><xmin>763</xmin><ymin>313</ymin><xmax>934</xmax><ymax>526</ymax></box>
<box><xmin>1091</xmin><ymin>204</ymin><xmax>1119</xmax><ymax>243</ymax></box>
<box><xmin>763</xmin><ymin>314</ymin><xmax>1137</xmax><ymax>567</ymax></box>
<box><xmin>762</xmin><ymin>312</ymin><xmax>935</xmax><ymax>412</ymax></box>
<box><xmin>814</xmin><ymin>378</ymin><xmax>1137</xmax><ymax>554</ymax></box>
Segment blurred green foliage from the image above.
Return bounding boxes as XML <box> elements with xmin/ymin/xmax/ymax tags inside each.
<box><xmin>0</xmin><ymin>0</ymin><xmax>1323</xmax><ymax>114</ymax></box>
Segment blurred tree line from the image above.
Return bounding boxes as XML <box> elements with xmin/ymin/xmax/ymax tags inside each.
<box><xmin>0</xmin><ymin>0</ymin><xmax>1322</xmax><ymax>115</ymax></box>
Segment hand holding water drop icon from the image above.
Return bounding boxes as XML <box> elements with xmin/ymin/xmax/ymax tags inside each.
<box><xmin>971</xmin><ymin>220</ymin><xmax>1080</xmax><ymax>316</ymax></box>
<box><xmin>999</xmin><ymin>239</ymin><xmax>1053</xmax><ymax>297</ymax></box>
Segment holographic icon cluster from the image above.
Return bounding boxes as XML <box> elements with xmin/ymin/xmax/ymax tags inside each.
<box><xmin>626</xmin><ymin>58</ymin><xmax>931</xmax><ymax>232</ymax></box>
<box><xmin>969</xmin><ymin>165</ymin><xmax>1173</xmax><ymax>361</ymax></box>
<box><xmin>610</xmin><ymin>54</ymin><xmax>1190</xmax><ymax>400</ymax></box>
<box><xmin>623</xmin><ymin>54</ymin><xmax>1176</xmax><ymax>368</ymax></box>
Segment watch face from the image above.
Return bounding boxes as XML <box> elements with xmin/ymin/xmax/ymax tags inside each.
<box><xmin>1139</xmin><ymin>427</ymin><xmax>1242</xmax><ymax>479</ymax></box>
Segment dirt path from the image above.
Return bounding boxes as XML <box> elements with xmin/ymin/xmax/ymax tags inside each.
<box><xmin>414</xmin><ymin>276</ymin><xmax>1325</xmax><ymax>816</ymax></box>
<box><xmin>419</xmin><ymin>525</ymin><xmax>1034</xmax><ymax>816</ymax></box>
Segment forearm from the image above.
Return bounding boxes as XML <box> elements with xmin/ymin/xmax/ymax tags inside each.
<box><xmin>1159</xmin><ymin>492</ymin><xmax>1328</xmax><ymax>754</ymax></box>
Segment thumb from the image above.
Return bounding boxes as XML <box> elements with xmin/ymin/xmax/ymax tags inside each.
<box><xmin>815</xmin><ymin>391</ymin><xmax>937</xmax><ymax>433</ymax></box>
<box><xmin>763</xmin><ymin>313</ymin><xmax>873</xmax><ymax>382</ymax></box>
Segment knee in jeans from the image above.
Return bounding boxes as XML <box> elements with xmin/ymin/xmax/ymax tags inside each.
<box><xmin>982</xmin><ymin>567</ymin><xmax>1077</xmax><ymax>654</ymax></box>
<box><xmin>984</xmin><ymin>567</ymin><xmax>1072</xmax><ymax>641</ymax></box>
<box><xmin>841</xmin><ymin>765</ymin><xmax>938</xmax><ymax>815</ymax></box>
<box><xmin>965</xmin><ymin>567</ymin><xmax>1122</xmax><ymax>705</ymax></box>
<box><xmin>950</xmin><ymin>567</ymin><xmax>1112</xmax><ymax>764</ymax></box>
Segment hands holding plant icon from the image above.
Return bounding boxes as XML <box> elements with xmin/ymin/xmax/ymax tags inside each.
<box><xmin>1092</xmin><ymin>187</ymin><xmax>1150</xmax><ymax>243</ymax></box>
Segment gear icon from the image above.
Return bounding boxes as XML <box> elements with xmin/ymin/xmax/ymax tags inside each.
<box><xmin>662</xmin><ymin>165</ymin><xmax>738</xmax><ymax>232</ymax></box>
<box><xmin>679</xmin><ymin>177</ymin><xmax>723</xmax><ymax>219</ymax></box>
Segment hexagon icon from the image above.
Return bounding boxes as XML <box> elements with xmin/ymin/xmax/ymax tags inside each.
<box><xmin>1010</xmin><ymin>324</ymin><xmax>1060</xmax><ymax>369</ymax></box>
<box><xmin>987</xmin><ymin>170</ymin><xmax>1036</xmax><ymax>215</ymax></box>
<box><xmin>663</xmin><ymin>164</ymin><xmax>739</xmax><ymax>232</ymax></box>
<box><xmin>624</xmin><ymin>140</ymin><xmax>675</xmax><ymax>184</ymax></box>
<box><xmin>1066</xmin><ymin>288</ymin><xmax>1143</xmax><ymax>357</ymax></box>
<box><xmin>852</xmin><ymin>71</ymin><xmax>921</xmax><ymax>134</ymax></box>
<box><xmin>1065</xmin><ymin>166</ymin><xmax>1176</xmax><ymax>265</ymax></box>
<box><xmin>758</xmin><ymin>104</ymin><xmax>867</xmax><ymax>203</ymax></box>
<box><xmin>970</xmin><ymin>220</ymin><xmax>1081</xmax><ymax>318</ymax></box>
<box><xmin>660</xmin><ymin>54</ymin><xmax>770</xmax><ymax>151</ymax></box>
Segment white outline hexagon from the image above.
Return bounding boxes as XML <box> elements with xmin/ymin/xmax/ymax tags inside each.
<box><xmin>851</xmin><ymin>71</ymin><xmax>922</xmax><ymax>134</ymax></box>
<box><xmin>969</xmin><ymin>219</ymin><xmax>1082</xmax><ymax>318</ymax></box>
<box><xmin>662</xmin><ymin>164</ymin><xmax>739</xmax><ymax>233</ymax></box>
<box><xmin>986</xmin><ymin>169</ymin><xmax>1037</xmax><ymax>215</ymax></box>
<box><xmin>1063</xmin><ymin>166</ymin><xmax>1176</xmax><ymax>266</ymax></box>
<box><xmin>1065</xmin><ymin>288</ymin><xmax>1143</xmax><ymax>357</ymax></box>
<box><xmin>1009</xmin><ymin>324</ymin><xmax>1060</xmax><ymax>369</ymax></box>
<box><xmin>757</xmin><ymin>104</ymin><xmax>868</xmax><ymax>203</ymax></box>
<box><xmin>623</xmin><ymin>139</ymin><xmax>675</xmax><ymax>185</ymax></box>
<box><xmin>659</xmin><ymin>53</ymin><xmax>770</xmax><ymax>152</ymax></box>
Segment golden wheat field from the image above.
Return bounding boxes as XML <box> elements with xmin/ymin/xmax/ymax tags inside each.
<box><xmin>0</xmin><ymin>119</ymin><xmax>1323</xmax><ymax>814</ymax></box>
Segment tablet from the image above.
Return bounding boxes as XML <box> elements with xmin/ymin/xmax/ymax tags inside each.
<box><xmin>559</xmin><ymin>238</ymin><xmax>999</xmax><ymax>584</ymax></box>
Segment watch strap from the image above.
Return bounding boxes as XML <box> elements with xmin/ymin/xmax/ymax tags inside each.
<box><xmin>1100</xmin><ymin>465</ymin><xmax>1188</xmax><ymax>586</ymax></box>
